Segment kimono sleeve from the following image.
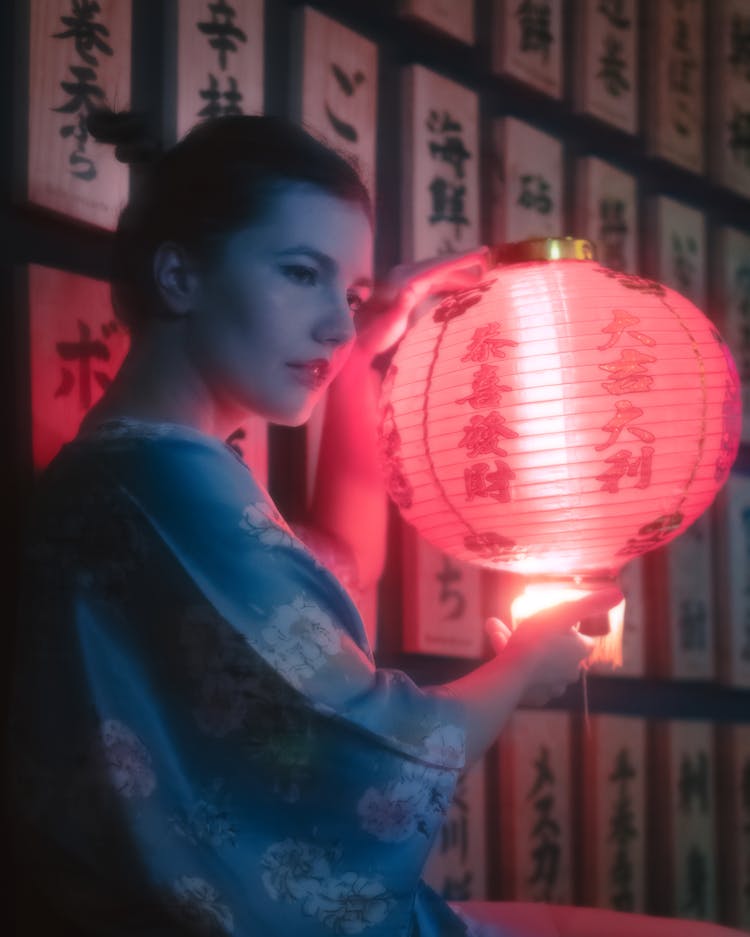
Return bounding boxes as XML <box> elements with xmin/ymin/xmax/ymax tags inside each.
<box><xmin>99</xmin><ymin>436</ymin><xmax>468</xmax><ymax>773</ymax></box>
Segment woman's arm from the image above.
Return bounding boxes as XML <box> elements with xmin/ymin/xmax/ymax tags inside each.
<box><xmin>424</xmin><ymin>588</ymin><xmax>622</xmax><ymax>766</ymax></box>
<box><xmin>305</xmin><ymin>248</ymin><xmax>492</xmax><ymax>590</ymax></box>
<box><xmin>306</xmin><ymin>344</ymin><xmax>388</xmax><ymax>590</ymax></box>
<box><xmin>426</xmin><ymin>646</ymin><xmax>532</xmax><ymax>767</ymax></box>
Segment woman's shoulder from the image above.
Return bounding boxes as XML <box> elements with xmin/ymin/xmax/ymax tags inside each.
<box><xmin>64</xmin><ymin>417</ymin><xmax>257</xmax><ymax>487</ymax></box>
<box><xmin>30</xmin><ymin>417</ymin><xmax>267</xmax><ymax>540</ymax></box>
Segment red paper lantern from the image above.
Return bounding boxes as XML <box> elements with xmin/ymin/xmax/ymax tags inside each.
<box><xmin>378</xmin><ymin>239</ymin><xmax>741</xmax><ymax>588</ymax></box>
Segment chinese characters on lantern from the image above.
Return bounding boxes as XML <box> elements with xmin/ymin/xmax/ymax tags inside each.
<box><xmin>29</xmin><ymin>0</ymin><xmax>131</xmax><ymax>228</ymax></box>
<box><xmin>176</xmin><ymin>0</ymin><xmax>263</xmax><ymax>140</ymax></box>
<box><xmin>595</xmin><ymin>305</ymin><xmax>657</xmax><ymax>496</ymax></box>
<box><xmin>456</xmin><ymin>318</ymin><xmax>519</xmax><ymax>507</ymax></box>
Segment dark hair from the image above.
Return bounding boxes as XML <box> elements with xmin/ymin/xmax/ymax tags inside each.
<box><xmin>86</xmin><ymin>110</ymin><xmax>374</xmax><ymax>339</ymax></box>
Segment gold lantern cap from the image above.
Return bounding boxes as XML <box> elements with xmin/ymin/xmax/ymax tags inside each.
<box><xmin>489</xmin><ymin>237</ymin><xmax>597</xmax><ymax>266</ymax></box>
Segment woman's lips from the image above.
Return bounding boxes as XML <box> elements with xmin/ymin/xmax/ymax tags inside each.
<box><xmin>287</xmin><ymin>361</ymin><xmax>329</xmax><ymax>389</ymax></box>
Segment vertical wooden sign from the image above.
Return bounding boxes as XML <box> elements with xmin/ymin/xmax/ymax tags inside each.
<box><xmin>589</xmin><ymin>555</ymin><xmax>646</xmax><ymax>677</ymax></box>
<box><xmin>714</xmin><ymin>226</ymin><xmax>750</xmax><ymax>445</ymax></box>
<box><xmin>649</xmin><ymin>514</ymin><xmax>715</xmax><ymax>680</ymax></box>
<box><xmin>401</xmin><ymin>524</ymin><xmax>483</xmax><ymax>657</ymax></box>
<box><xmin>491</xmin><ymin>0</ymin><xmax>563</xmax><ymax>99</ymax></box>
<box><xmin>489</xmin><ymin>118</ymin><xmax>563</xmax><ymax>243</ymax></box>
<box><xmin>581</xmin><ymin>715</ymin><xmax>647</xmax><ymax>911</ymax></box>
<box><xmin>397</xmin><ymin>0</ymin><xmax>475</xmax><ymax>44</ymax></box>
<box><xmin>498</xmin><ymin>710</ymin><xmax>573</xmax><ymax>903</ymax></box>
<box><xmin>653</xmin><ymin>720</ymin><xmax>717</xmax><ymax>921</ymax></box>
<box><xmin>574</xmin><ymin>0</ymin><xmax>638</xmax><ymax>134</ymax></box>
<box><xmin>292</xmin><ymin>8</ymin><xmax>379</xmax><ymax>647</ymax></box>
<box><xmin>28</xmin><ymin>0</ymin><xmax>131</xmax><ymax>230</ymax></box>
<box><xmin>651</xmin><ymin>195</ymin><xmax>707</xmax><ymax>308</ymax></box>
<box><xmin>576</xmin><ymin>157</ymin><xmax>638</xmax><ymax>272</ymax></box>
<box><xmin>402</xmin><ymin>64</ymin><xmax>480</xmax><ymax>260</ymax></box>
<box><xmin>401</xmin><ymin>64</ymin><xmax>482</xmax><ymax>658</ymax></box>
<box><xmin>175</xmin><ymin>0</ymin><xmax>264</xmax><ymax>141</ymax></box>
<box><xmin>709</xmin><ymin>0</ymin><xmax>750</xmax><ymax>199</ymax></box>
<box><xmin>716</xmin><ymin>472</ymin><xmax>750</xmax><ymax>687</ymax></box>
<box><xmin>28</xmin><ymin>264</ymin><xmax>130</xmax><ymax>472</ymax></box>
<box><xmin>293</xmin><ymin>7</ymin><xmax>378</xmax><ymax>198</ymax></box>
<box><xmin>717</xmin><ymin>723</ymin><xmax>750</xmax><ymax>927</ymax></box>
<box><xmin>645</xmin><ymin>0</ymin><xmax>706</xmax><ymax>174</ymax></box>
<box><xmin>423</xmin><ymin>756</ymin><xmax>488</xmax><ymax>900</ymax></box>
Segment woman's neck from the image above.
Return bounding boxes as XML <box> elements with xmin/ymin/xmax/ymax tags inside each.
<box><xmin>79</xmin><ymin>326</ymin><xmax>241</xmax><ymax>440</ymax></box>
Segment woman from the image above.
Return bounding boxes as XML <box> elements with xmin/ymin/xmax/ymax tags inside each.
<box><xmin>7</xmin><ymin>113</ymin><xmax>737</xmax><ymax>937</ymax></box>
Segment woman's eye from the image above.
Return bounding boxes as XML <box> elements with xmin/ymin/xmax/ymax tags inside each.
<box><xmin>283</xmin><ymin>264</ymin><xmax>318</xmax><ymax>286</ymax></box>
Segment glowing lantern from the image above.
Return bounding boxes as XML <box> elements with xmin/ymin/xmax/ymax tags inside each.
<box><xmin>378</xmin><ymin>238</ymin><xmax>741</xmax><ymax>662</ymax></box>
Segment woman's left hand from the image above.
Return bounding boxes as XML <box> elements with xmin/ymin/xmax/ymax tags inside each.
<box><xmin>354</xmin><ymin>246</ymin><xmax>492</xmax><ymax>359</ymax></box>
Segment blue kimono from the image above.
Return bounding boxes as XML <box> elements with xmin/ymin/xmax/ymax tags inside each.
<box><xmin>8</xmin><ymin>418</ymin><xmax>473</xmax><ymax>937</ymax></box>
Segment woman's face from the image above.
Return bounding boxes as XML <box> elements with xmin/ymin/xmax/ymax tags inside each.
<box><xmin>184</xmin><ymin>181</ymin><xmax>374</xmax><ymax>427</ymax></box>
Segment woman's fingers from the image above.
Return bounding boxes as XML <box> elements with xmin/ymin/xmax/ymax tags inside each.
<box><xmin>384</xmin><ymin>246</ymin><xmax>491</xmax><ymax>300</ymax></box>
<box><xmin>520</xmin><ymin>586</ymin><xmax>623</xmax><ymax>635</ymax></box>
<box><xmin>486</xmin><ymin>616</ymin><xmax>512</xmax><ymax>652</ymax></box>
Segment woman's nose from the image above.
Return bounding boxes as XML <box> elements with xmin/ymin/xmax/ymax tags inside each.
<box><xmin>313</xmin><ymin>294</ymin><xmax>357</xmax><ymax>347</ymax></box>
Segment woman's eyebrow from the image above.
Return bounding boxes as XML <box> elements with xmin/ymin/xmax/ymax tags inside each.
<box><xmin>275</xmin><ymin>246</ymin><xmax>373</xmax><ymax>289</ymax></box>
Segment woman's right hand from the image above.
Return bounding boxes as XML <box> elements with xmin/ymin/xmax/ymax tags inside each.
<box><xmin>485</xmin><ymin>587</ymin><xmax>623</xmax><ymax>706</ymax></box>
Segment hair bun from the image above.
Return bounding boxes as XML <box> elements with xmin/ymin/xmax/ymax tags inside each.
<box><xmin>86</xmin><ymin>108</ymin><xmax>163</xmax><ymax>166</ymax></box>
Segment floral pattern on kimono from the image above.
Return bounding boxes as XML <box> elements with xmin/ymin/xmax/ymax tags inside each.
<box><xmin>8</xmin><ymin>419</ymin><xmax>471</xmax><ymax>937</ymax></box>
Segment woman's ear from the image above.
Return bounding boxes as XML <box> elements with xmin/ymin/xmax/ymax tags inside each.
<box><xmin>152</xmin><ymin>242</ymin><xmax>202</xmax><ymax>317</ymax></box>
